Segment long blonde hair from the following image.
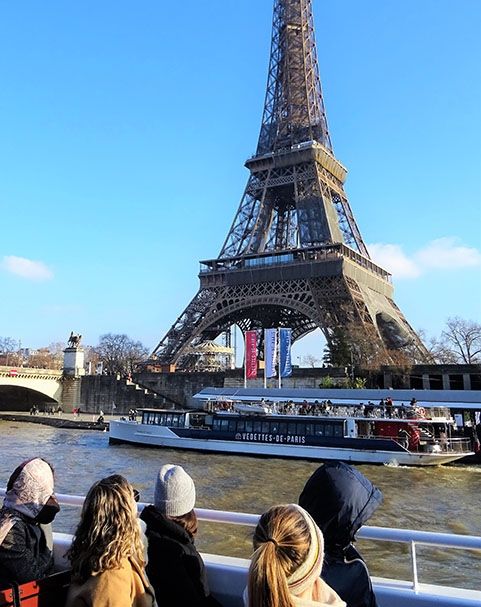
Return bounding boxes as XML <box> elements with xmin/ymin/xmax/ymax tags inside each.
<box><xmin>68</xmin><ymin>474</ymin><xmax>145</xmax><ymax>581</ymax></box>
<box><xmin>247</xmin><ymin>504</ymin><xmax>314</xmax><ymax>607</ymax></box>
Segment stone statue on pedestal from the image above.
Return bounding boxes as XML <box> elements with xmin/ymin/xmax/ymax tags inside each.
<box><xmin>67</xmin><ymin>332</ymin><xmax>82</xmax><ymax>349</ymax></box>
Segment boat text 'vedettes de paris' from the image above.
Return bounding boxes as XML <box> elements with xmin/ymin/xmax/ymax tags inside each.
<box><xmin>109</xmin><ymin>388</ymin><xmax>474</xmax><ymax>466</ymax></box>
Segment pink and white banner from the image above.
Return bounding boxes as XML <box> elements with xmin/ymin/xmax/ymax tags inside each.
<box><xmin>245</xmin><ymin>331</ymin><xmax>258</xmax><ymax>380</ymax></box>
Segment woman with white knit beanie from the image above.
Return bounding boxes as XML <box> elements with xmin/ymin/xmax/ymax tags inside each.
<box><xmin>140</xmin><ymin>464</ymin><xmax>222</xmax><ymax>606</ymax></box>
<box><xmin>245</xmin><ymin>504</ymin><xmax>345</xmax><ymax>607</ymax></box>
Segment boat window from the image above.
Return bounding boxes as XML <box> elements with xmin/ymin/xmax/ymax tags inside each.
<box><xmin>237</xmin><ymin>420</ymin><xmax>245</xmax><ymax>432</ymax></box>
<box><xmin>315</xmin><ymin>425</ymin><xmax>324</xmax><ymax>436</ymax></box>
<box><xmin>288</xmin><ymin>422</ymin><xmax>297</xmax><ymax>434</ymax></box>
<box><xmin>305</xmin><ymin>424</ymin><xmax>314</xmax><ymax>436</ymax></box>
<box><xmin>154</xmin><ymin>413</ymin><xmax>161</xmax><ymax>424</ymax></box>
<box><xmin>278</xmin><ymin>422</ymin><xmax>287</xmax><ymax>434</ymax></box>
<box><xmin>253</xmin><ymin>421</ymin><xmax>262</xmax><ymax>432</ymax></box>
<box><xmin>270</xmin><ymin>422</ymin><xmax>279</xmax><ymax>434</ymax></box>
<box><xmin>171</xmin><ymin>415</ymin><xmax>179</xmax><ymax>427</ymax></box>
<box><xmin>220</xmin><ymin>419</ymin><xmax>229</xmax><ymax>432</ymax></box>
<box><xmin>245</xmin><ymin>420</ymin><xmax>253</xmax><ymax>432</ymax></box>
<box><xmin>165</xmin><ymin>414</ymin><xmax>173</xmax><ymax>426</ymax></box>
<box><xmin>262</xmin><ymin>421</ymin><xmax>270</xmax><ymax>433</ymax></box>
<box><xmin>228</xmin><ymin>420</ymin><xmax>237</xmax><ymax>432</ymax></box>
<box><xmin>325</xmin><ymin>424</ymin><xmax>333</xmax><ymax>437</ymax></box>
<box><xmin>213</xmin><ymin>419</ymin><xmax>220</xmax><ymax>431</ymax></box>
<box><xmin>297</xmin><ymin>423</ymin><xmax>306</xmax><ymax>435</ymax></box>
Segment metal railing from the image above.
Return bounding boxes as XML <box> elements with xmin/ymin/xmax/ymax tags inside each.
<box><xmin>356</xmin><ymin>435</ymin><xmax>473</xmax><ymax>454</ymax></box>
<box><xmin>1</xmin><ymin>489</ymin><xmax>479</xmax><ymax>594</ymax></box>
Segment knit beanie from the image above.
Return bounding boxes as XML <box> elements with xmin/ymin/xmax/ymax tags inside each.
<box><xmin>154</xmin><ymin>464</ymin><xmax>196</xmax><ymax>517</ymax></box>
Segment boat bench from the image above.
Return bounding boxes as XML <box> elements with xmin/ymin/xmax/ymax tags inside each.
<box><xmin>0</xmin><ymin>570</ymin><xmax>70</xmax><ymax>607</ymax></box>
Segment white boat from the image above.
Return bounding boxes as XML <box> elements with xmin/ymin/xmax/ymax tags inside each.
<box><xmin>109</xmin><ymin>398</ymin><xmax>473</xmax><ymax>465</ymax></box>
<box><xmin>1</xmin><ymin>489</ymin><xmax>479</xmax><ymax>607</ymax></box>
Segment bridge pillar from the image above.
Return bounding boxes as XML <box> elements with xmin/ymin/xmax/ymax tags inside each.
<box><xmin>61</xmin><ymin>377</ymin><xmax>82</xmax><ymax>411</ymax></box>
<box><xmin>61</xmin><ymin>346</ymin><xmax>85</xmax><ymax>411</ymax></box>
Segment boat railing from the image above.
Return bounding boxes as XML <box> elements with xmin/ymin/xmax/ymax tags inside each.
<box><xmin>357</xmin><ymin>435</ymin><xmax>473</xmax><ymax>453</ymax></box>
<box><xmin>210</xmin><ymin>404</ymin><xmax>453</xmax><ymax>423</ymax></box>
<box><xmin>2</xmin><ymin>489</ymin><xmax>478</xmax><ymax>598</ymax></box>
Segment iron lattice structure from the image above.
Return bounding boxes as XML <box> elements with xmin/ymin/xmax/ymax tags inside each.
<box><xmin>151</xmin><ymin>0</ymin><xmax>429</xmax><ymax>368</ymax></box>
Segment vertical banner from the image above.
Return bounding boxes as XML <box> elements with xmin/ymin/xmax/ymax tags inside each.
<box><xmin>279</xmin><ymin>328</ymin><xmax>292</xmax><ymax>378</ymax></box>
<box><xmin>264</xmin><ymin>328</ymin><xmax>278</xmax><ymax>378</ymax></box>
<box><xmin>245</xmin><ymin>331</ymin><xmax>258</xmax><ymax>380</ymax></box>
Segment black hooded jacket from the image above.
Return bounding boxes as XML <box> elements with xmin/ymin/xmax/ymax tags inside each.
<box><xmin>299</xmin><ymin>461</ymin><xmax>383</xmax><ymax>607</ymax></box>
<box><xmin>140</xmin><ymin>505</ymin><xmax>221</xmax><ymax>607</ymax></box>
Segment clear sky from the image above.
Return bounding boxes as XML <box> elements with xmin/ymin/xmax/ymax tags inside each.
<box><xmin>0</xmin><ymin>0</ymin><xmax>480</xmax><ymax>361</ymax></box>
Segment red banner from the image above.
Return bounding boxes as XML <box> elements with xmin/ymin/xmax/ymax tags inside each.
<box><xmin>245</xmin><ymin>331</ymin><xmax>258</xmax><ymax>379</ymax></box>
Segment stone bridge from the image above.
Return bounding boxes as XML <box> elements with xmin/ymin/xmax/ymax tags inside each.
<box><xmin>0</xmin><ymin>366</ymin><xmax>63</xmax><ymax>410</ymax></box>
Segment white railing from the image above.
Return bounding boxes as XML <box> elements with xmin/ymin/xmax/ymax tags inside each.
<box><xmin>2</xmin><ymin>488</ymin><xmax>480</xmax><ymax>597</ymax></box>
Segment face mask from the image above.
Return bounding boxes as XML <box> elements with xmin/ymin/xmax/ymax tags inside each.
<box><xmin>35</xmin><ymin>495</ymin><xmax>60</xmax><ymax>524</ymax></box>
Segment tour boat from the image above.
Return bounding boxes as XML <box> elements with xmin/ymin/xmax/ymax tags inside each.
<box><xmin>109</xmin><ymin>391</ymin><xmax>474</xmax><ymax>466</ymax></box>
<box><xmin>1</xmin><ymin>489</ymin><xmax>480</xmax><ymax>607</ymax></box>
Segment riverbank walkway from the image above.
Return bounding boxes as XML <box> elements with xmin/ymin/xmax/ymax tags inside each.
<box><xmin>0</xmin><ymin>410</ymin><xmax>115</xmax><ymax>431</ymax></box>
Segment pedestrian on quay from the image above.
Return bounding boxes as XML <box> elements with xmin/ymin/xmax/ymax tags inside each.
<box><xmin>66</xmin><ymin>474</ymin><xmax>156</xmax><ymax>607</ymax></box>
<box><xmin>299</xmin><ymin>461</ymin><xmax>383</xmax><ymax>607</ymax></box>
<box><xmin>140</xmin><ymin>464</ymin><xmax>222</xmax><ymax>606</ymax></box>
<box><xmin>245</xmin><ymin>503</ymin><xmax>345</xmax><ymax>607</ymax></box>
<box><xmin>0</xmin><ymin>457</ymin><xmax>60</xmax><ymax>589</ymax></box>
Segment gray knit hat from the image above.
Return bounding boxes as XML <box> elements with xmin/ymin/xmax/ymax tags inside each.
<box><xmin>154</xmin><ymin>464</ymin><xmax>196</xmax><ymax>517</ymax></box>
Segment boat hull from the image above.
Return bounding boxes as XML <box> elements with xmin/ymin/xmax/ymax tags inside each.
<box><xmin>109</xmin><ymin>421</ymin><xmax>468</xmax><ymax>466</ymax></box>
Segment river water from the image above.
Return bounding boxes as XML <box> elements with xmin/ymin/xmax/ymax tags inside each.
<box><xmin>0</xmin><ymin>420</ymin><xmax>480</xmax><ymax>589</ymax></box>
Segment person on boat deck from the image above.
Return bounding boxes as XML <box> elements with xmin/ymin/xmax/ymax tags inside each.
<box><xmin>299</xmin><ymin>462</ymin><xmax>383</xmax><ymax>607</ymax></box>
<box><xmin>140</xmin><ymin>464</ymin><xmax>222</xmax><ymax>607</ymax></box>
<box><xmin>0</xmin><ymin>457</ymin><xmax>60</xmax><ymax>589</ymax></box>
<box><xmin>66</xmin><ymin>474</ymin><xmax>156</xmax><ymax>607</ymax></box>
<box><xmin>244</xmin><ymin>503</ymin><xmax>345</xmax><ymax>607</ymax></box>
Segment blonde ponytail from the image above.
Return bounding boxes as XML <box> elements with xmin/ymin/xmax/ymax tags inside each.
<box><xmin>247</xmin><ymin>504</ymin><xmax>314</xmax><ymax>607</ymax></box>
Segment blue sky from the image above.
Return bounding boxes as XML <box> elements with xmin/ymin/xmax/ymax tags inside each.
<box><xmin>0</xmin><ymin>0</ymin><xmax>480</xmax><ymax>360</ymax></box>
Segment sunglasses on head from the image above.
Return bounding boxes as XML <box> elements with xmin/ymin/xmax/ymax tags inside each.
<box><xmin>133</xmin><ymin>489</ymin><xmax>140</xmax><ymax>502</ymax></box>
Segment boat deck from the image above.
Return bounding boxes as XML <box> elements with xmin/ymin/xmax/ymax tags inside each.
<box><xmin>44</xmin><ymin>492</ymin><xmax>481</xmax><ymax>607</ymax></box>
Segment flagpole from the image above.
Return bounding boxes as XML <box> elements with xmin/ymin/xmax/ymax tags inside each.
<box><xmin>244</xmin><ymin>332</ymin><xmax>247</xmax><ymax>389</ymax></box>
<box><xmin>263</xmin><ymin>329</ymin><xmax>267</xmax><ymax>389</ymax></box>
<box><xmin>278</xmin><ymin>328</ymin><xmax>282</xmax><ymax>390</ymax></box>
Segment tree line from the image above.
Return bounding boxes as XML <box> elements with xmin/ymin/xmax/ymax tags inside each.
<box><xmin>0</xmin><ymin>333</ymin><xmax>149</xmax><ymax>376</ymax></box>
<box><xmin>321</xmin><ymin>317</ymin><xmax>481</xmax><ymax>369</ymax></box>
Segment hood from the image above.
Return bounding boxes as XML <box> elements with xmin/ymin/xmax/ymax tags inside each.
<box><xmin>299</xmin><ymin>462</ymin><xmax>383</xmax><ymax>550</ymax></box>
<box><xmin>3</xmin><ymin>458</ymin><xmax>55</xmax><ymax>520</ymax></box>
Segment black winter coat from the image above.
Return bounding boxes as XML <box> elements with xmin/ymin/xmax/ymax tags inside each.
<box><xmin>140</xmin><ymin>505</ymin><xmax>222</xmax><ymax>607</ymax></box>
<box><xmin>322</xmin><ymin>545</ymin><xmax>377</xmax><ymax>607</ymax></box>
<box><xmin>0</xmin><ymin>511</ymin><xmax>54</xmax><ymax>590</ymax></box>
<box><xmin>299</xmin><ymin>461</ymin><xmax>383</xmax><ymax>607</ymax></box>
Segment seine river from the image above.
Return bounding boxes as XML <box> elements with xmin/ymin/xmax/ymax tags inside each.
<box><xmin>0</xmin><ymin>421</ymin><xmax>480</xmax><ymax>590</ymax></box>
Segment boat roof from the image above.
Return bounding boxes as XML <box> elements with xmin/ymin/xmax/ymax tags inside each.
<box><xmin>138</xmin><ymin>408</ymin><xmax>203</xmax><ymax>414</ymax></box>
<box><xmin>194</xmin><ymin>387</ymin><xmax>481</xmax><ymax>409</ymax></box>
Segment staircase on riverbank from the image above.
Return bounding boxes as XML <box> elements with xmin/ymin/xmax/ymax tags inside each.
<box><xmin>79</xmin><ymin>375</ymin><xmax>181</xmax><ymax>415</ymax></box>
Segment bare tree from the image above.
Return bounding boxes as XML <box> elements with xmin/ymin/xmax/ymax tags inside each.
<box><xmin>95</xmin><ymin>333</ymin><xmax>149</xmax><ymax>376</ymax></box>
<box><xmin>0</xmin><ymin>337</ymin><xmax>21</xmax><ymax>366</ymax></box>
<box><xmin>29</xmin><ymin>348</ymin><xmax>63</xmax><ymax>370</ymax></box>
<box><xmin>303</xmin><ymin>354</ymin><xmax>320</xmax><ymax>368</ymax></box>
<box><xmin>440</xmin><ymin>317</ymin><xmax>481</xmax><ymax>364</ymax></box>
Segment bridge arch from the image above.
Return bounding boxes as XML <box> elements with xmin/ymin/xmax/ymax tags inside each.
<box><xmin>0</xmin><ymin>369</ymin><xmax>63</xmax><ymax>411</ymax></box>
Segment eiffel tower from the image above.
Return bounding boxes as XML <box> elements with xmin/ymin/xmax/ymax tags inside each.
<box><xmin>151</xmin><ymin>0</ymin><xmax>429</xmax><ymax>369</ymax></box>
